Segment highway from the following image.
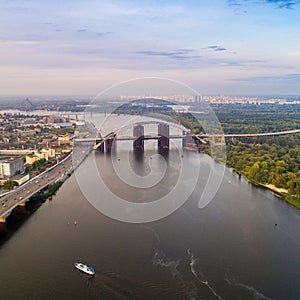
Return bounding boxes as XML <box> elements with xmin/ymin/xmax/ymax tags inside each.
<box><xmin>0</xmin><ymin>153</ymin><xmax>74</xmax><ymax>223</ymax></box>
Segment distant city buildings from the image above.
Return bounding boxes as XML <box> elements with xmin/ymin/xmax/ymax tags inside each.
<box><xmin>120</xmin><ymin>94</ymin><xmax>300</xmax><ymax>105</ymax></box>
<box><xmin>120</xmin><ymin>95</ymin><xmax>197</xmax><ymax>103</ymax></box>
<box><xmin>43</xmin><ymin>116</ymin><xmax>69</xmax><ymax>124</ymax></box>
<box><xmin>200</xmin><ymin>95</ymin><xmax>295</xmax><ymax>105</ymax></box>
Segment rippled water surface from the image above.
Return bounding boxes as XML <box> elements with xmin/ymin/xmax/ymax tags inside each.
<box><xmin>1</xmin><ymin>135</ymin><xmax>300</xmax><ymax>299</ymax></box>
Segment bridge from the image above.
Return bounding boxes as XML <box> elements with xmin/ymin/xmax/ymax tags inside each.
<box><xmin>74</xmin><ymin>121</ymin><xmax>199</xmax><ymax>152</ymax></box>
<box><xmin>3</xmin><ymin>124</ymin><xmax>298</xmax><ymax>221</ymax></box>
<box><xmin>74</xmin><ymin>121</ymin><xmax>300</xmax><ymax>152</ymax></box>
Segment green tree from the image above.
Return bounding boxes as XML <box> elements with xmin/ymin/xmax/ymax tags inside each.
<box><xmin>3</xmin><ymin>180</ymin><xmax>18</xmax><ymax>190</ymax></box>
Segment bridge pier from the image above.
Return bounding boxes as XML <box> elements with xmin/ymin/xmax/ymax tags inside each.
<box><xmin>158</xmin><ymin>124</ymin><xmax>169</xmax><ymax>151</ymax></box>
<box><xmin>182</xmin><ymin>132</ymin><xmax>196</xmax><ymax>150</ymax></box>
<box><xmin>105</xmin><ymin>134</ymin><xmax>116</xmax><ymax>152</ymax></box>
<box><xmin>95</xmin><ymin>139</ymin><xmax>104</xmax><ymax>152</ymax></box>
<box><xmin>133</xmin><ymin>125</ymin><xmax>144</xmax><ymax>151</ymax></box>
<box><xmin>18</xmin><ymin>200</ymin><xmax>28</xmax><ymax>207</ymax></box>
<box><xmin>0</xmin><ymin>211</ymin><xmax>11</xmax><ymax>223</ymax></box>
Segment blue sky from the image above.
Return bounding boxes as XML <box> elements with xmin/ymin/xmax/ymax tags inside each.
<box><xmin>1</xmin><ymin>0</ymin><xmax>300</xmax><ymax>95</ymax></box>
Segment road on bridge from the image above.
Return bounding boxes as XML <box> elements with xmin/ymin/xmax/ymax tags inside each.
<box><xmin>0</xmin><ymin>153</ymin><xmax>73</xmax><ymax>222</ymax></box>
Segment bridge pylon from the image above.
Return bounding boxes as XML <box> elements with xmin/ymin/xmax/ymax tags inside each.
<box><xmin>95</xmin><ymin>139</ymin><xmax>104</xmax><ymax>152</ymax></box>
<box><xmin>182</xmin><ymin>131</ymin><xmax>197</xmax><ymax>150</ymax></box>
<box><xmin>133</xmin><ymin>125</ymin><xmax>144</xmax><ymax>151</ymax></box>
<box><xmin>25</xmin><ymin>98</ymin><xmax>33</xmax><ymax>111</ymax></box>
<box><xmin>105</xmin><ymin>134</ymin><xmax>116</xmax><ymax>152</ymax></box>
<box><xmin>158</xmin><ymin>123</ymin><xmax>169</xmax><ymax>151</ymax></box>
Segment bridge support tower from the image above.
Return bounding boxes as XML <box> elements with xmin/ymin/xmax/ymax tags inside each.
<box><xmin>18</xmin><ymin>199</ymin><xmax>29</xmax><ymax>207</ymax></box>
<box><xmin>182</xmin><ymin>132</ymin><xmax>196</xmax><ymax>150</ymax></box>
<box><xmin>133</xmin><ymin>125</ymin><xmax>144</xmax><ymax>151</ymax></box>
<box><xmin>105</xmin><ymin>134</ymin><xmax>116</xmax><ymax>152</ymax></box>
<box><xmin>158</xmin><ymin>124</ymin><xmax>169</xmax><ymax>151</ymax></box>
<box><xmin>0</xmin><ymin>211</ymin><xmax>11</xmax><ymax>223</ymax></box>
<box><xmin>95</xmin><ymin>139</ymin><xmax>104</xmax><ymax>152</ymax></box>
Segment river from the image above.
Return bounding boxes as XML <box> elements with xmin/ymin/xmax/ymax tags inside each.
<box><xmin>1</xmin><ymin>122</ymin><xmax>300</xmax><ymax>299</ymax></box>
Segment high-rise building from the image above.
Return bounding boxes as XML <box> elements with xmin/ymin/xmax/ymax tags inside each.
<box><xmin>0</xmin><ymin>156</ymin><xmax>24</xmax><ymax>178</ymax></box>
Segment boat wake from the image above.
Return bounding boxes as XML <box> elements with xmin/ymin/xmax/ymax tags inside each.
<box><xmin>153</xmin><ymin>250</ymin><xmax>182</xmax><ymax>279</ymax></box>
<box><xmin>226</xmin><ymin>278</ymin><xmax>274</xmax><ymax>300</ymax></box>
<box><xmin>144</xmin><ymin>226</ymin><xmax>184</xmax><ymax>281</ymax></box>
<box><xmin>143</xmin><ymin>225</ymin><xmax>201</xmax><ymax>300</ymax></box>
<box><xmin>187</xmin><ymin>248</ymin><xmax>223</xmax><ymax>300</ymax></box>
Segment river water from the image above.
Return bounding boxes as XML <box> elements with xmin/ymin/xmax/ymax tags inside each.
<box><xmin>1</xmin><ymin>121</ymin><xmax>300</xmax><ymax>299</ymax></box>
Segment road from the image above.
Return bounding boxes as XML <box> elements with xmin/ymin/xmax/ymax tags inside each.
<box><xmin>0</xmin><ymin>153</ymin><xmax>73</xmax><ymax>222</ymax></box>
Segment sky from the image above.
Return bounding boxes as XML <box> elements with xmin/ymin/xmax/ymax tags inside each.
<box><xmin>1</xmin><ymin>0</ymin><xmax>300</xmax><ymax>96</ymax></box>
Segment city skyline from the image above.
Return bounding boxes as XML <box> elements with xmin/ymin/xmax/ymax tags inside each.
<box><xmin>1</xmin><ymin>0</ymin><xmax>300</xmax><ymax>95</ymax></box>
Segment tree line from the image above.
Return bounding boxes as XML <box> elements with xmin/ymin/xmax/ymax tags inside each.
<box><xmin>169</xmin><ymin>104</ymin><xmax>300</xmax><ymax>200</ymax></box>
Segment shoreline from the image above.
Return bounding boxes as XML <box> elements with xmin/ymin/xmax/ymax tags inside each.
<box><xmin>0</xmin><ymin>146</ymin><xmax>92</xmax><ymax>246</ymax></box>
<box><xmin>0</xmin><ymin>144</ymin><xmax>92</xmax><ymax>224</ymax></box>
<box><xmin>229</xmin><ymin>166</ymin><xmax>300</xmax><ymax>210</ymax></box>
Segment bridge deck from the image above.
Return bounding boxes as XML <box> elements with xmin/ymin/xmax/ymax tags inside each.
<box><xmin>0</xmin><ymin>154</ymin><xmax>73</xmax><ymax>222</ymax></box>
<box><xmin>75</xmin><ymin>129</ymin><xmax>300</xmax><ymax>143</ymax></box>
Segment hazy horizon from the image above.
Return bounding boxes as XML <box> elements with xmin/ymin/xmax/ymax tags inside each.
<box><xmin>0</xmin><ymin>93</ymin><xmax>300</xmax><ymax>100</ymax></box>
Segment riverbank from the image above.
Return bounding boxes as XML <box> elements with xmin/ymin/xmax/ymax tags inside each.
<box><xmin>229</xmin><ymin>166</ymin><xmax>300</xmax><ymax>210</ymax></box>
<box><xmin>0</xmin><ymin>148</ymin><xmax>92</xmax><ymax>244</ymax></box>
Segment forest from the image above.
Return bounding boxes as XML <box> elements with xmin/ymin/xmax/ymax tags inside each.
<box><xmin>171</xmin><ymin>104</ymin><xmax>300</xmax><ymax>203</ymax></box>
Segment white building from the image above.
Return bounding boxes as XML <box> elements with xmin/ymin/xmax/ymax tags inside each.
<box><xmin>0</xmin><ymin>156</ymin><xmax>25</xmax><ymax>178</ymax></box>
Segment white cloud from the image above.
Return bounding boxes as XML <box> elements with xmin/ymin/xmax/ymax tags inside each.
<box><xmin>0</xmin><ymin>0</ymin><xmax>299</xmax><ymax>94</ymax></box>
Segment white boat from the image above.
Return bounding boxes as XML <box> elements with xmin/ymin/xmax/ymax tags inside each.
<box><xmin>74</xmin><ymin>262</ymin><xmax>95</xmax><ymax>276</ymax></box>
